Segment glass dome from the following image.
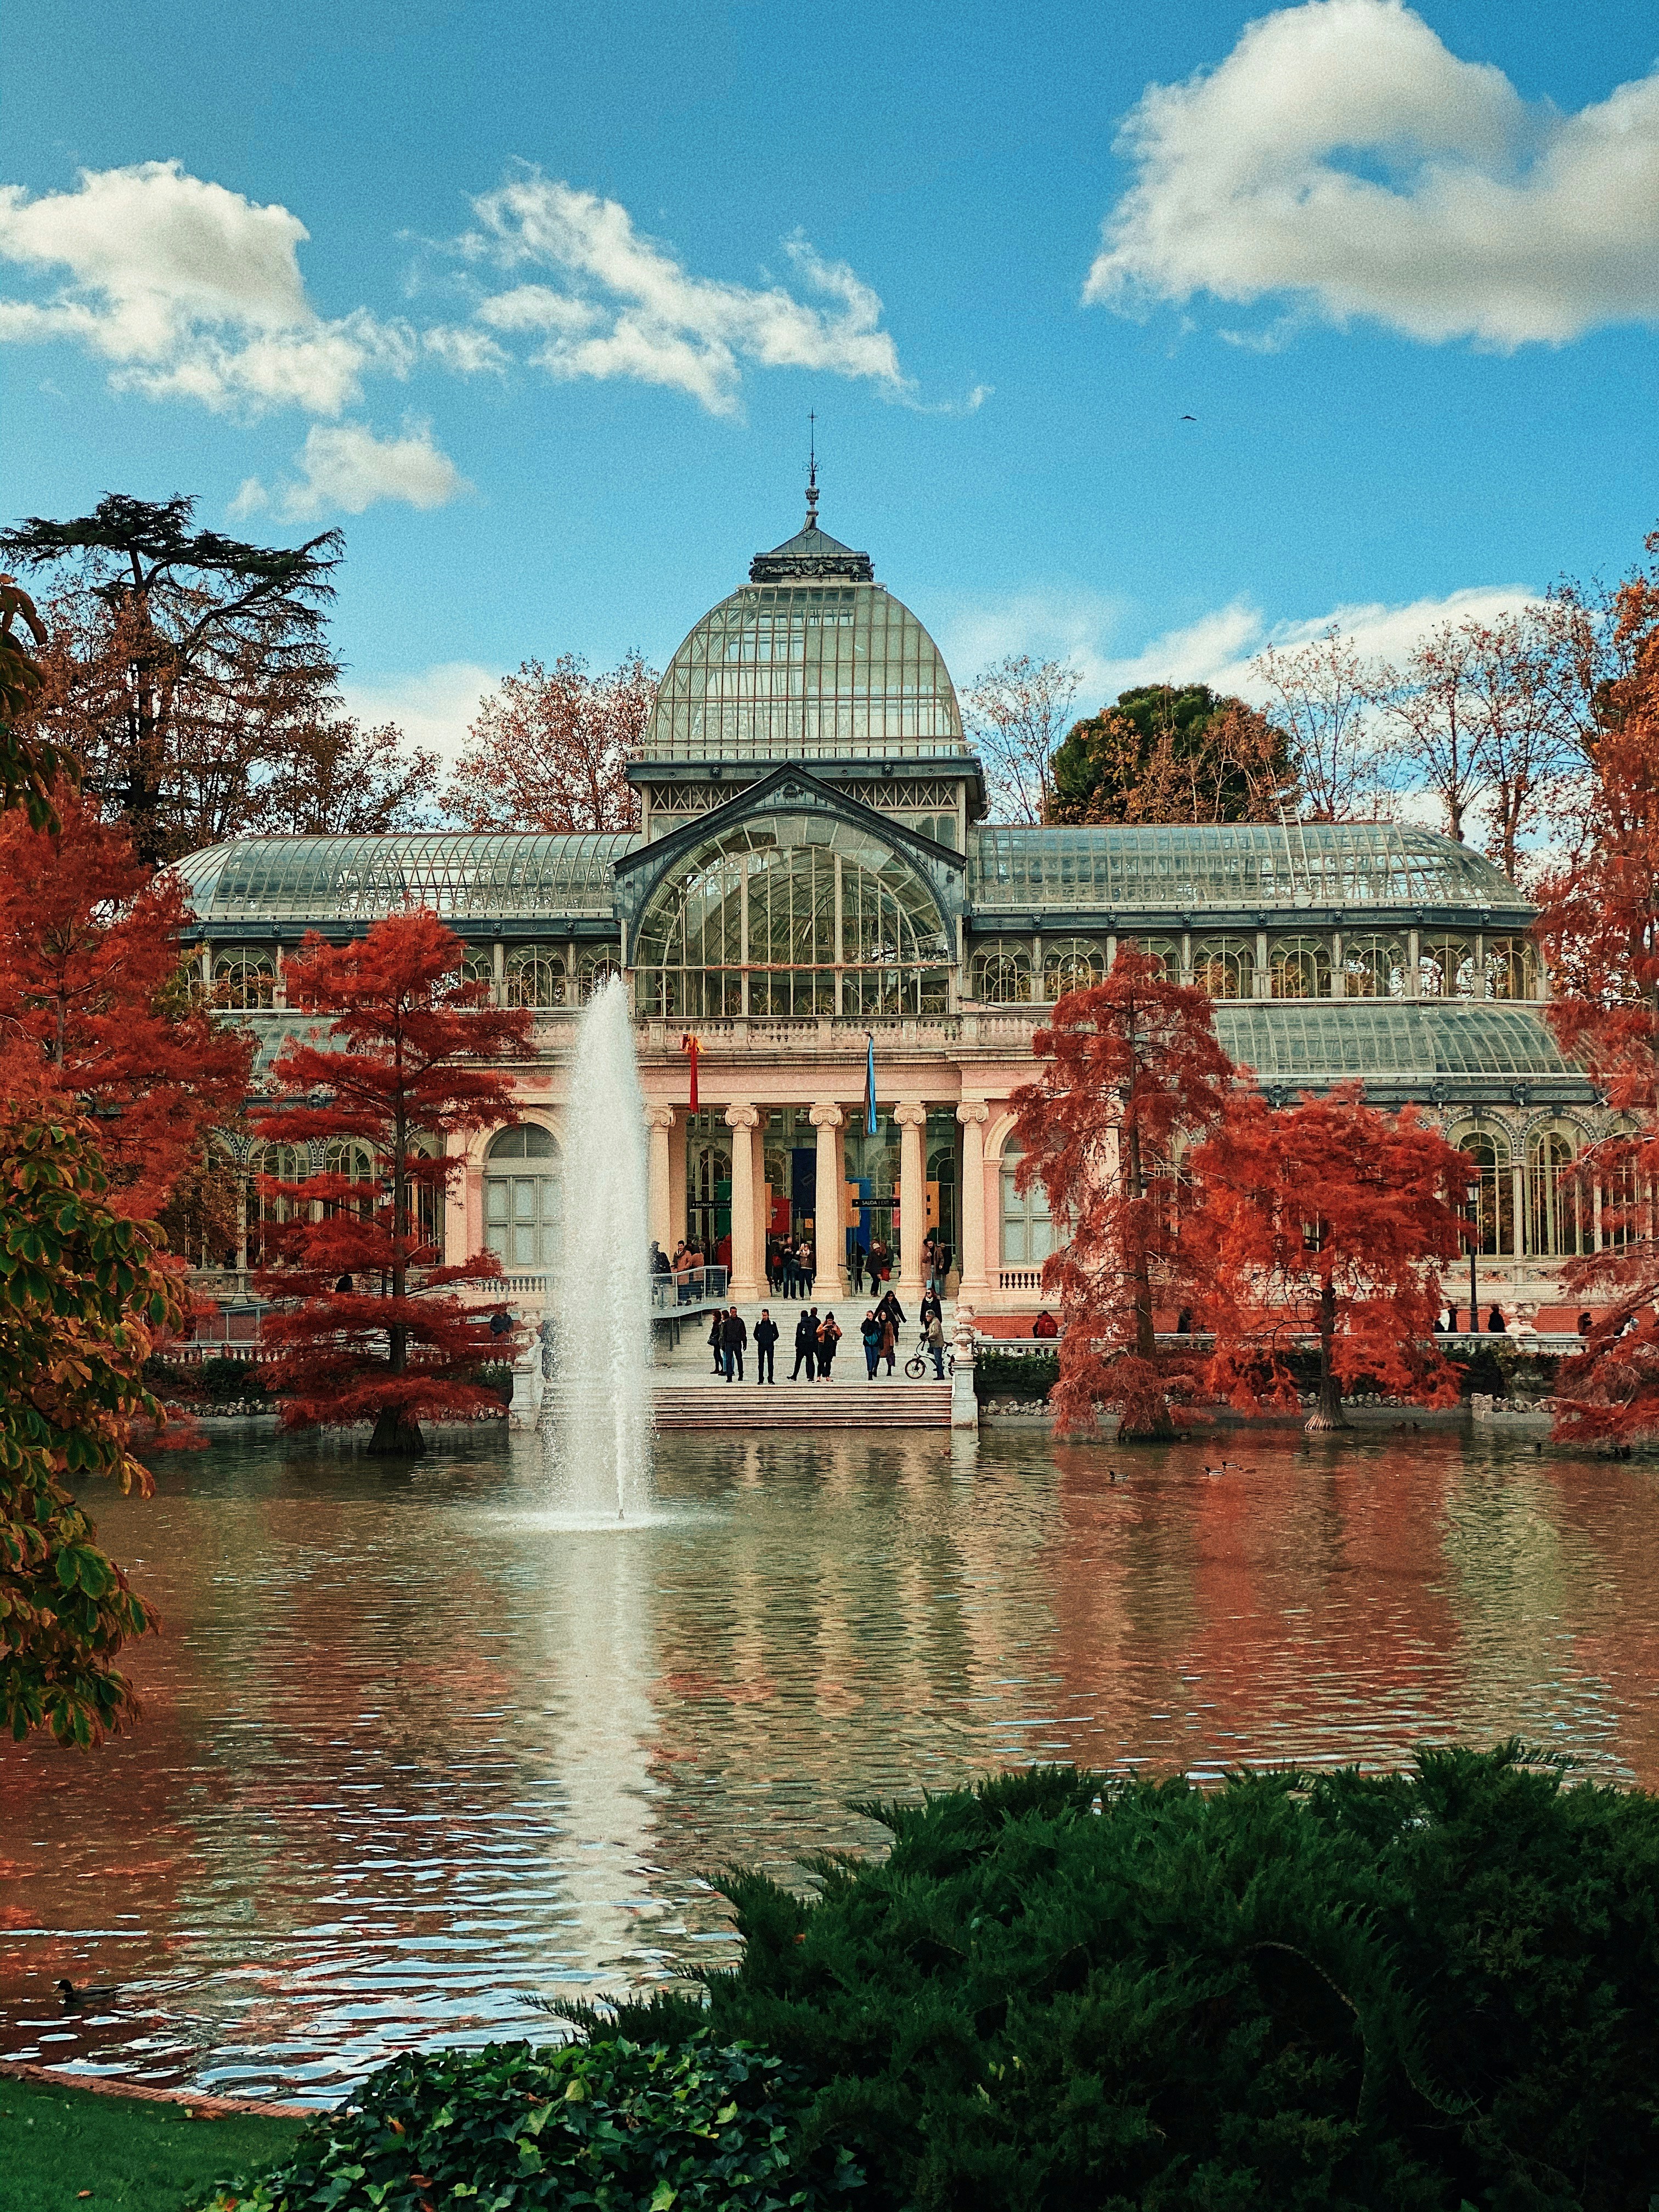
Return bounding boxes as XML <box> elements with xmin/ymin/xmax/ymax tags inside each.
<box><xmin>640</xmin><ymin>506</ymin><xmax>965</xmax><ymax>764</ymax></box>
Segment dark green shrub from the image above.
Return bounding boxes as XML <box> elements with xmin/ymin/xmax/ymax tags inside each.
<box><xmin>595</xmin><ymin>1747</ymin><xmax>1659</xmax><ymax>2211</ymax></box>
<box><xmin>200</xmin><ymin>2033</ymin><xmax>861</xmax><ymax>2211</ymax></box>
<box><xmin>142</xmin><ymin>1353</ymin><xmax>203</xmax><ymax>1401</ymax></box>
<box><xmin>198</xmin><ymin>1355</ymin><xmax>271</xmax><ymax>1406</ymax></box>
<box><xmin>974</xmin><ymin>1351</ymin><xmax>1057</xmax><ymax>1402</ymax></box>
<box><xmin>476</xmin><ymin>1359</ymin><xmax>515</xmax><ymax>1404</ymax></box>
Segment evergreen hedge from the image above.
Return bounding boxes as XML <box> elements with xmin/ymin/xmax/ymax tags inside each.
<box><xmin>588</xmin><ymin>1746</ymin><xmax>1659</xmax><ymax>2211</ymax></box>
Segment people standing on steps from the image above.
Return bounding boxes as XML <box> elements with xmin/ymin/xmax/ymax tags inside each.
<box><xmin>707</xmin><ymin>1309</ymin><xmax>725</xmax><ymax>1374</ymax></box>
<box><xmin>720</xmin><ymin>1306</ymin><xmax>747</xmax><ymax>1381</ymax></box>
<box><xmin>874</xmin><ymin>1286</ymin><xmax>906</xmax><ymax>1335</ymax></box>
<box><xmin>792</xmin><ymin>1308</ymin><xmax>819</xmax><ymax>1380</ymax></box>
<box><xmin>861</xmin><ymin>1310</ymin><xmax>882</xmax><ymax>1380</ymax></box>
<box><xmin>919</xmin><ymin>1285</ymin><xmax>943</xmax><ymax>1336</ymax></box>
<box><xmin>926</xmin><ymin>1310</ymin><xmax>946</xmax><ymax>1379</ymax></box>
<box><xmin>798</xmin><ymin>1238</ymin><xmax>815</xmax><ymax>1293</ymax></box>
<box><xmin>878</xmin><ymin>1307</ymin><xmax>898</xmax><ymax>1376</ymax></box>
<box><xmin>754</xmin><ymin>1307</ymin><xmax>778</xmax><ymax>1383</ymax></box>
<box><xmin>817</xmin><ymin>1310</ymin><xmax>842</xmax><ymax>1378</ymax></box>
<box><xmin>849</xmin><ymin>1241</ymin><xmax>867</xmax><ymax>1295</ymax></box>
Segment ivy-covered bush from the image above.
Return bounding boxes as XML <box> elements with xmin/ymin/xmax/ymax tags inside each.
<box><xmin>201</xmin><ymin>2033</ymin><xmax>861</xmax><ymax>2212</ymax></box>
<box><xmin>593</xmin><ymin>1747</ymin><xmax>1659</xmax><ymax>2211</ymax></box>
<box><xmin>973</xmin><ymin>1351</ymin><xmax>1057</xmax><ymax>1402</ymax></box>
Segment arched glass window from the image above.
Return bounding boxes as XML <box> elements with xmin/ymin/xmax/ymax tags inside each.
<box><xmin>214</xmin><ymin>950</ymin><xmax>276</xmax><ymax>1010</ymax></box>
<box><xmin>1121</xmin><ymin>934</ymin><xmax>1178</xmax><ymax>979</ymax></box>
<box><xmin>635</xmin><ymin>814</ymin><xmax>950</xmax><ymax>1020</ymax></box>
<box><xmin>321</xmin><ymin>1138</ymin><xmax>376</xmax><ymax>1221</ymax></box>
<box><xmin>1483</xmin><ymin>936</ymin><xmax>1539</xmax><ymax>1002</ymax></box>
<box><xmin>1419</xmin><ymin>934</ymin><xmax>1476</xmax><ymax>998</ymax></box>
<box><xmin>456</xmin><ymin>950</ymin><xmax>496</xmax><ymax>999</ymax></box>
<box><xmin>1041</xmin><ymin>938</ymin><xmax>1107</xmax><ymax>1001</ymax></box>
<box><xmin>1457</xmin><ymin>1131</ymin><xmax>1513</xmax><ymax>1256</ymax></box>
<box><xmin>1191</xmin><ymin>935</ymin><xmax>1255</xmax><ymax>999</ymax></box>
<box><xmin>484</xmin><ymin>1123</ymin><xmax>562</xmax><ymax>1268</ymax></box>
<box><xmin>972</xmin><ymin>942</ymin><xmax>1031</xmax><ymax>1004</ymax></box>
<box><xmin>577</xmin><ymin>950</ymin><xmax>622</xmax><ymax>1002</ymax></box>
<box><xmin>248</xmin><ymin>1140</ymin><xmax>308</xmax><ymax>1262</ymax></box>
<box><xmin>1000</xmin><ymin>1141</ymin><xmax>1053</xmax><ymax>1268</ymax></box>
<box><xmin>690</xmin><ymin>1138</ymin><xmax>732</xmax><ymax>1257</ymax></box>
<box><xmin>928</xmin><ymin>1141</ymin><xmax>958</xmax><ymax>1261</ymax></box>
<box><xmin>1342</xmin><ymin>935</ymin><xmax>1409</xmax><ymax>999</ymax></box>
<box><xmin>504</xmin><ymin>950</ymin><xmax>567</xmax><ymax>1008</ymax></box>
<box><xmin>1527</xmin><ymin>1127</ymin><xmax>1587</xmax><ymax>1257</ymax></box>
<box><xmin>1271</xmin><ymin>936</ymin><xmax>1331</xmax><ymax>999</ymax></box>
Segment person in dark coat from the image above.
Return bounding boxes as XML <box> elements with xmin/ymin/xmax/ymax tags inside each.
<box><xmin>875</xmin><ymin>1287</ymin><xmax>906</xmax><ymax>1334</ymax></box>
<box><xmin>792</xmin><ymin>1308</ymin><xmax>819</xmax><ymax>1380</ymax></box>
<box><xmin>707</xmin><ymin>1310</ymin><xmax>725</xmax><ymax>1373</ymax></box>
<box><xmin>754</xmin><ymin>1307</ymin><xmax>778</xmax><ymax>1383</ymax></box>
<box><xmin>919</xmin><ymin>1286</ymin><xmax>943</xmax><ymax>1335</ymax></box>
<box><xmin>849</xmin><ymin>1241</ymin><xmax>867</xmax><ymax>1295</ymax></box>
<box><xmin>721</xmin><ymin>1305</ymin><xmax>748</xmax><ymax>1381</ymax></box>
<box><xmin>1487</xmin><ymin>1303</ymin><xmax>1508</xmax><ymax>1334</ymax></box>
<box><xmin>817</xmin><ymin>1310</ymin><xmax>843</xmax><ymax>1378</ymax></box>
<box><xmin>860</xmin><ymin>1310</ymin><xmax>882</xmax><ymax>1379</ymax></box>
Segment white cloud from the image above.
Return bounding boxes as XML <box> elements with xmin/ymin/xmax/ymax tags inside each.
<box><xmin>943</xmin><ymin>579</ymin><xmax>1540</xmax><ymax>709</ymax></box>
<box><xmin>233</xmin><ymin>420</ymin><xmax>470</xmax><ymax>521</ymax></box>
<box><xmin>0</xmin><ymin>159</ymin><xmax>415</xmax><ymax>413</ymax></box>
<box><xmin>337</xmin><ymin>661</ymin><xmax>498</xmax><ymax>770</ymax></box>
<box><xmin>458</xmin><ymin>173</ymin><xmax>910</xmax><ymax>414</ymax></box>
<box><xmin>1086</xmin><ymin>0</ymin><xmax>1659</xmax><ymax>346</ymax></box>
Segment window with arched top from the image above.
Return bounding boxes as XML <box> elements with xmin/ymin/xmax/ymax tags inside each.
<box><xmin>1341</xmin><ymin>935</ymin><xmax>1409</xmax><ymax>998</ymax></box>
<box><xmin>577</xmin><ymin>951</ymin><xmax>622</xmax><ymax>1001</ymax></box>
<box><xmin>635</xmin><ymin>815</ymin><xmax>951</xmax><ymax>1020</ymax></box>
<box><xmin>1483</xmin><ymin>936</ymin><xmax>1539</xmax><ymax>1002</ymax></box>
<box><xmin>1419</xmin><ymin>933</ymin><xmax>1476</xmax><ymax>998</ymax></box>
<box><xmin>1527</xmin><ymin>1127</ymin><xmax>1587</xmax><ymax>1256</ymax></box>
<box><xmin>484</xmin><ymin>1123</ymin><xmax>562</xmax><ymax>1268</ymax></box>
<box><xmin>1457</xmin><ymin>1131</ymin><xmax>1513</xmax><ymax>1256</ymax></box>
<box><xmin>972</xmin><ymin>943</ymin><xmax>1031</xmax><ymax>1005</ymax></box>
<box><xmin>1191</xmin><ymin>935</ymin><xmax>1255</xmax><ymax>999</ymax></box>
<box><xmin>504</xmin><ymin>950</ymin><xmax>567</xmax><ymax>1008</ymax></box>
<box><xmin>1041</xmin><ymin>938</ymin><xmax>1107</xmax><ymax>1001</ymax></box>
<box><xmin>214</xmin><ymin>950</ymin><xmax>276</xmax><ymax>1010</ymax></box>
<box><xmin>1120</xmin><ymin>934</ymin><xmax>1178</xmax><ymax>979</ymax></box>
<box><xmin>1270</xmin><ymin>937</ymin><xmax>1331</xmax><ymax>999</ymax></box>
<box><xmin>1000</xmin><ymin>1141</ymin><xmax>1054</xmax><ymax>1268</ymax></box>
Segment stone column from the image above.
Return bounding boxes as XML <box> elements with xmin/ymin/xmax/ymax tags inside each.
<box><xmin>724</xmin><ymin>1103</ymin><xmax>761</xmax><ymax>1302</ymax></box>
<box><xmin>809</xmin><ymin>1102</ymin><xmax>847</xmax><ymax>1299</ymax></box>
<box><xmin>751</xmin><ymin>1120</ymin><xmax>768</xmax><ymax>1291</ymax></box>
<box><xmin>894</xmin><ymin>1101</ymin><xmax>929</xmax><ymax>1304</ymax></box>
<box><xmin>644</xmin><ymin>1105</ymin><xmax>676</xmax><ymax>1259</ymax></box>
<box><xmin>956</xmin><ymin>1102</ymin><xmax>990</xmax><ymax>1300</ymax></box>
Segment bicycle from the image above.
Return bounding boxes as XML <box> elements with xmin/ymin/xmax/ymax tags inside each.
<box><xmin>904</xmin><ymin>1334</ymin><xmax>954</xmax><ymax>1381</ymax></box>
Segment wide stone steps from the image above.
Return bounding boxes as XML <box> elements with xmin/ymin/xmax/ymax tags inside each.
<box><xmin>652</xmin><ymin>1380</ymin><xmax>952</xmax><ymax>1429</ymax></box>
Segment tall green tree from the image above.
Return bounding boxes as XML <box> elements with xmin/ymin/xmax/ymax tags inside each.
<box><xmin>1049</xmin><ymin>682</ymin><xmax>1296</xmax><ymax>825</ymax></box>
<box><xmin>0</xmin><ymin>493</ymin><xmax>342</xmax><ymax>863</ymax></box>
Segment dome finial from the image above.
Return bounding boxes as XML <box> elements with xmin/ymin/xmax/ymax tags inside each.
<box><xmin>805</xmin><ymin>410</ymin><xmax>819</xmax><ymax>527</ymax></box>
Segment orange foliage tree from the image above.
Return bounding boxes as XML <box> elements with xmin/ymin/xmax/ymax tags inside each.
<box><xmin>1011</xmin><ymin>947</ymin><xmax>1233</xmax><ymax>1439</ymax></box>
<box><xmin>1536</xmin><ymin>533</ymin><xmax>1659</xmax><ymax>1445</ymax></box>
<box><xmin>252</xmin><ymin>910</ymin><xmax>534</xmax><ymax>1455</ymax></box>
<box><xmin>444</xmin><ymin>653</ymin><xmax>656</xmax><ymax>833</ymax></box>
<box><xmin>0</xmin><ymin>782</ymin><xmax>251</xmax><ymax>1223</ymax></box>
<box><xmin>1188</xmin><ymin>1087</ymin><xmax>1470</xmax><ymax>1432</ymax></box>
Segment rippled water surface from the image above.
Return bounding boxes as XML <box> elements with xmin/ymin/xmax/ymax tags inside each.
<box><xmin>3</xmin><ymin>1425</ymin><xmax>1657</xmax><ymax>2102</ymax></box>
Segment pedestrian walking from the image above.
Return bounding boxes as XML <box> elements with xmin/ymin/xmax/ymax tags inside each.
<box><xmin>754</xmin><ymin>1307</ymin><xmax>778</xmax><ymax>1383</ymax></box>
<box><xmin>919</xmin><ymin>1285</ymin><xmax>943</xmax><ymax>1335</ymax></box>
<box><xmin>707</xmin><ymin>1309</ymin><xmax>725</xmax><ymax>1374</ymax></box>
<box><xmin>926</xmin><ymin>1311</ymin><xmax>946</xmax><ymax>1379</ymax></box>
<box><xmin>849</xmin><ymin>1241</ymin><xmax>866</xmax><ymax>1295</ymax></box>
<box><xmin>721</xmin><ymin>1305</ymin><xmax>748</xmax><ymax>1381</ymax></box>
<box><xmin>817</xmin><ymin>1310</ymin><xmax>842</xmax><ymax>1378</ymax></box>
<box><xmin>860</xmin><ymin>1310</ymin><xmax>882</xmax><ymax>1379</ymax></box>
<box><xmin>792</xmin><ymin>1308</ymin><xmax>819</xmax><ymax>1380</ymax></box>
<box><xmin>798</xmin><ymin>1238</ymin><xmax>815</xmax><ymax>1293</ymax></box>
<box><xmin>875</xmin><ymin>1286</ymin><xmax>906</xmax><ymax>1333</ymax></box>
<box><xmin>879</xmin><ymin>1310</ymin><xmax>897</xmax><ymax>1375</ymax></box>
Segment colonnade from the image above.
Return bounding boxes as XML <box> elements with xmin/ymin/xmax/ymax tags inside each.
<box><xmin>641</xmin><ymin>1095</ymin><xmax>996</xmax><ymax>1308</ymax></box>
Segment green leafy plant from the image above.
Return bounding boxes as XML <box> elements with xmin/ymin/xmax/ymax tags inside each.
<box><xmin>199</xmin><ymin>2034</ymin><xmax>861</xmax><ymax>2212</ymax></box>
<box><xmin>592</xmin><ymin>1748</ymin><xmax>1659</xmax><ymax>2212</ymax></box>
<box><xmin>973</xmin><ymin>1351</ymin><xmax>1057</xmax><ymax>1402</ymax></box>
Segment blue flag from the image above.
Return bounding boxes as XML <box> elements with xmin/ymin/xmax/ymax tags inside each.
<box><xmin>865</xmin><ymin>1032</ymin><xmax>878</xmax><ymax>1135</ymax></box>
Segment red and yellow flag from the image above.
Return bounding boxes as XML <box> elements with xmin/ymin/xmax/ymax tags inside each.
<box><xmin>680</xmin><ymin>1032</ymin><xmax>699</xmax><ymax>1112</ymax></box>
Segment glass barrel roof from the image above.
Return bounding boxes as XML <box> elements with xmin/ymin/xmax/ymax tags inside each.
<box><xmin>640</xmin><ymin>512</ymin><xmax>965</xmax><ymax>764</ymax></box>
<box><xmin>175</xmin><ymin>833</ymin><xmax>640</xmax><ymax>926</ymax></box>
<box><xmin>968</xmin><ymin>822</ymin><xmax>1528</xmax><ymax>914</ymax></box>
<box><xmin>1211</xmin><ymin>1003</ymin><xmax>1583</xmax><ymax>1086</ymax></box>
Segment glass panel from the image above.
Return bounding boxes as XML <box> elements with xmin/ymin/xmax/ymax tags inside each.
<box><xmin>1270</xmin><ymin>937</ymin><xmax>1331</xmax><ymax>999</ymax></box>
<box><xmin>1191</xmin><ymin>935</ymin><xmax>1254</xmax><ymax>999</ymax></box>
<box><xmin>1458</xmin><ymin>1133</ymin><xmax>1513</xmax><ymax>1256</ymax></box>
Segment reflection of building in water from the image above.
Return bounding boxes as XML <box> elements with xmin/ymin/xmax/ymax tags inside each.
<box><xmin>178</xmin><ymin>482</ymin><xmax>1605</xmax><ymax>1333</ymax></box>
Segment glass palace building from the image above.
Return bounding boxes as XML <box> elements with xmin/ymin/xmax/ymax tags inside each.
<box><xmin>178</xmin><ymin>496</ymin><xmax>1605</xmax><ymax>1327</ymax></box>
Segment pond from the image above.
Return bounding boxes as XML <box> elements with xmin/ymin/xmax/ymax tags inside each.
<box><xmin>2</xmin><ymin>1425</ymin><xmax>1657</xmax><ymax>2104</ymax></box>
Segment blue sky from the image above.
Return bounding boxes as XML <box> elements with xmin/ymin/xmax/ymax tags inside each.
<box><xmin>4</xmin><ymin>0</ymin><xmax>1658</xmax><ymax>759</ymax></box>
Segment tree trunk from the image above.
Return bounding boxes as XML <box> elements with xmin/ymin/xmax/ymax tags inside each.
<box><xmin>1119</xmin><ymin>1117</ymin><xmax>1176</xmax><ymax>1442</ymax></box>
<box><xmin>1305</xmin><ymin>1279</ymin><xmax>1349</xmax><ymax>1432</ymax></box>
<box><xmin>367</xmin><ymin>1407</ymin><xmax>425</xmax><ymax>1456</ymax></box>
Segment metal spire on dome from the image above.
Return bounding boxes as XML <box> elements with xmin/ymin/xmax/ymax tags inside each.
<box><xmin>805</xmin><ymin>410</ymin><xmax>819</xmax><ymax>527</ymax></box>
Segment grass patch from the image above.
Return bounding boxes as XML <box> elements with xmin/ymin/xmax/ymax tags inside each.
<box><xmin>0</xmin><ymin>2075</ymin><xmax>303</xmax><ymax>2212</ymax></box>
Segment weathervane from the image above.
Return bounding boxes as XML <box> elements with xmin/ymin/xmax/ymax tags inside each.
<box><xmin>805</xmin><ymin>410</ymin><xmax>819</xmax><ymax>526</ymax></box>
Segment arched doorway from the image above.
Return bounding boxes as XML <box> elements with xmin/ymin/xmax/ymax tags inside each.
<box><xmin>484</xmin><ymin>1124</ymin><xmax>562</xmax><ymax>1269</ymax></box>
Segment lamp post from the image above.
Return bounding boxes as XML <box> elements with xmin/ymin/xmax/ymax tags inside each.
<box><xmin>1466</xmin><ymin>1175</ymin><xmax>1481</xmax><ymax>1336</ymax></box>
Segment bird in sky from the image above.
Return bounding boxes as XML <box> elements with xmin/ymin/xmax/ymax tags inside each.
<box><xmin>1180</xmin><ymin>414</ymin><xmax>1198</xmax><ymax>422</ymax></box>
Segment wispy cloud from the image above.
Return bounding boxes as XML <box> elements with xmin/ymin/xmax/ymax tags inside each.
<box><xmin>1087</xmin><ymin>0</ymin><xmax>1659</xmax><ymax>347</ymax></box>
<box><xmin>232</xmin><ymin>419</ymin><xmax>470</xmax><ymax>522</ymax></box>
<box><xmin>337</xmin><ymin>661</ymin><xmax>498</xmax><ymax>769</ymax></box>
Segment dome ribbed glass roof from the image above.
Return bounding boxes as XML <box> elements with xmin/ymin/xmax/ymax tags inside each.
<box><xmin>968</xmin><ymin>822</ymin><xmax>1528</xmax><ymax>915</ymax></box>
<box><xmin>640</xmin><ymin>501</ymin><xmax>965</xmax><ymax>764</ymax></box>
<box><xmin>176</xmin><ymin>833</ymin><xmax>639</xmax><ymax>925</ymax></box>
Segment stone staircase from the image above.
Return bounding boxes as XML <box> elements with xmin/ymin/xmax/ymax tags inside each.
<box><xmin>652</xmin><ymin>1379</ymin><xmax>952</xmax><ymax>1429</ymax></box>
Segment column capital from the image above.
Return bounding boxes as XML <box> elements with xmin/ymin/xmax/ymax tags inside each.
<box><xmin>723</xmin><ymin>1102</ymin><xmax>761</xmax><ymax>1132</ymax></box>
<box><xmin>808</xmin><ymin>1102</ymin><xmax>844</xmax><ymax>1130</ymax></box>
<box><xmin>956</xmin><ymin>1099</ymin><xmax>990</xmax><ymax>1127</ymax></box>
<box><xmin>891</xmin><ymin>1100</ymin><xmax>929</xmax><ymax>1129</ymax></box>
<box><xmin>642</xmin><ymin>1104</ymin><xmax>678</xmax><ymax>1132</ymax></box>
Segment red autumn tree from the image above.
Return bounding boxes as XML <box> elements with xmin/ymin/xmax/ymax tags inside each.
<box><xmin>252</xmin><ymin>909</ymin><xmax>534</xmax><ymax>1455</ymax></box>
<box><xmin>443</xmin><ymin>653</ymin><xmax>656</xmax><ymax>833</ymax></box>
<box><xmin>0</xmin><ymin>781</ymin><xmax>251</xmax><ymax>1224</ymax></box>
<box><xmin>1011</xmin><ymin>946</ymin><xmax>1234</xmax><ymax>1440</ymax></box>
<box><xmin>1187</xmin><ymin>1087</ymin><xmax>1470</xmax><ymax>1432</ymax></box>
<box><xmin>1536</xmin><ymin>533</ymin><xmax>1659</xmax><ymax>1446</ymax></box>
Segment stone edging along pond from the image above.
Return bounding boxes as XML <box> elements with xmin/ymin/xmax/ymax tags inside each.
<box><xmin>0</xmin><ymin>2057</ymin><xmax>315</xmax><ymax>2120</ymax></box>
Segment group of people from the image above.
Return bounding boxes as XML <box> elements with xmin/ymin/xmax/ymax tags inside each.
<box><xmin>844</xmin><ymin>1231</ymin><xmax>952</xmax><ymax>1299</ymax></box>
<box><xmin>709</xmin><ymin>1304</ymin><xmax>847</xmax><ymax>1380</ymax></box>
<box><xmin>765</xmin><ymin>1240</ymin><xmax>816</xmax><ymax>1299</ymax></box>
